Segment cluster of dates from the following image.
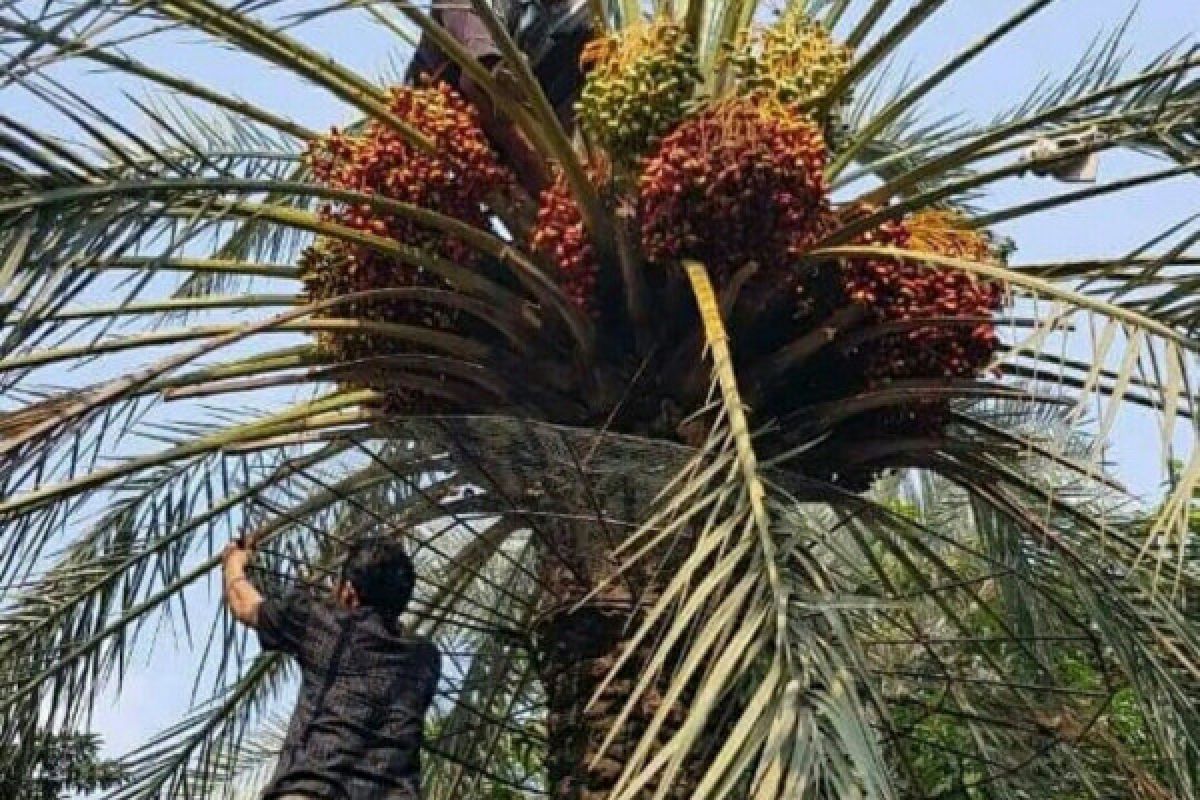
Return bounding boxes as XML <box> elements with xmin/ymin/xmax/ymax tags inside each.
<box><xmin>301</xmin><ymin>82</ymin><xmax>513</xmax><ymax>364</ymax></box>
<box><xmin>638</xmin><ymin>100</ymin><xmax>830</xmax><ymax>278</ymax></box>
<box><xmin>726</xmin><ymin>5</ymin><xmax>853</xmax><ymax>109</ymax></box>
<box><xmin>530</xmin><ymin>170</ymin><xmax>601</xmax><ymax>314</ymax></box>
<box><xmin>576</xmin><ymin>19</ymin><xmax>701</xmax><ymax>161</ymax></box>
<box><xmin>842</xmin><ymin>210</ymin><xmax>1004</xmax><ymax>388</ymax></box>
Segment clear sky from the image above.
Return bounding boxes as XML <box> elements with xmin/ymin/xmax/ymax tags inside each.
<box><xmin>2</xmin><ymin>0</ymin><xmax>1197</xmax><ymax>783</ymax></box>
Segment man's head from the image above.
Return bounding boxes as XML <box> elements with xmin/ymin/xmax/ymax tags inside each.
<box><xmin>334</xmin><ymin>540</ymin><xmax>416</xmax><ymax>616</ymax></box>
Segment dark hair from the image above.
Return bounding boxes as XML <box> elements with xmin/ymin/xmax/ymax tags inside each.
<box><xmin>340</xmin><ymin>540</ymin><xmax>416</xmax><ymax>615</ymax></box>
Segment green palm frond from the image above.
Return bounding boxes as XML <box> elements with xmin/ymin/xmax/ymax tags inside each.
<box><xmin>584</xmin><ymin>262</ymin><xmax>894</xmax><ymax>800</ymax></box>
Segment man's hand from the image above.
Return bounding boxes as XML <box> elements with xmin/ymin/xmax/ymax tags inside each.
<box><xmin>222</xmin><ymin>538</ymin><xmax>264</xmax><ymax>628</ymax></box>
<box><xmin>222</xmin><ymin>539</ymin><xmax>252</xmax><ymax>573</ymax></box>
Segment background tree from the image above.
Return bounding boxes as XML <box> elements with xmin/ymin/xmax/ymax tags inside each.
<box><xmin>0</xmin><ymin>1</ymin><xmax>1197</xmax><ymax>799</ymax></box>
<box><xmin>0</xmin><ymin>732</ymin><xmax>125</xmax><ymax>800</ymax></box>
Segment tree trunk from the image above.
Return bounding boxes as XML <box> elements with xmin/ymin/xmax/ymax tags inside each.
<box><xmin>440</xmin><ymin>418</ymin><xmax>714</xmax><ymax>799</ymax></box>
<box><xmin>534</xmin><ymin>557</ymin><xmax>692</xmax><ymax>800</ymax></box>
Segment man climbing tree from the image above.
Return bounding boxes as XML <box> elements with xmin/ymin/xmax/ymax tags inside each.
<box><xmin>223</xmin><ymin>539</ymin><xmax>440</xmax><ymax>800</ymax></box>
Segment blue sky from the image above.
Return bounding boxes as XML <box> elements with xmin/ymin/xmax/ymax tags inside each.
<box><xmin>2</xmin><ymin>0</ymin><xmax>1196</xmax><ymax>782</ymax></box>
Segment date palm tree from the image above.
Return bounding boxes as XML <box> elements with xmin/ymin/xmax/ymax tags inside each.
<box><xmin>0</xmin><ymin>1</ymin><xmax>1198</xmax><ymax>799</ymax></box>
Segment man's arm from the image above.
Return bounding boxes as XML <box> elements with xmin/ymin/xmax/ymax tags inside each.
<box><xmin>222</xmin><ymin>540</ymin><xmax>265</xmax><ymax>628</ymax></box>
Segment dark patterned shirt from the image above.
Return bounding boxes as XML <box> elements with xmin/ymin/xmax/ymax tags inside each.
<box><xmin>257</xmin><ymin>593</ymin><xmax>440</xmax><ymax>800</ymax></box>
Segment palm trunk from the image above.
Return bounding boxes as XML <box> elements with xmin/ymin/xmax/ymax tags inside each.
<box><xmin>534</xmin><ymin>557</ymin><xmax>691</xmax><ymax>800</ymax></box>
<box><xmin>447</xmin><ymin>420</ymin><xmax>712</xmax><ymax>799</ymax></box>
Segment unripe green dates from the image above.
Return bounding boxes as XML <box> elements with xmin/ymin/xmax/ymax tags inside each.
<box><xmin>577</xmin><ymin>21</ymin><xmax>701</xmax><ymax>161</ymax></box>
<box><xmin>726</xmin><ymin>10</ymin><xmax>852</xmax><ymax>124</ymax></box>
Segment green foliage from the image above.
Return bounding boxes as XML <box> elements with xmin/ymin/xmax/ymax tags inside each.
<box><xmin>0</xmin><ymin>733</ymin><xmax>124</xmax><ymax>800</ymax></box>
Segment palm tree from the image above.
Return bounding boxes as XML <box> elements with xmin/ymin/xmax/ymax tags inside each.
<box><xmin>0</xmin><ymin>0</ymin><xmax>1198</xmax><ymax>798</ymax></box>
